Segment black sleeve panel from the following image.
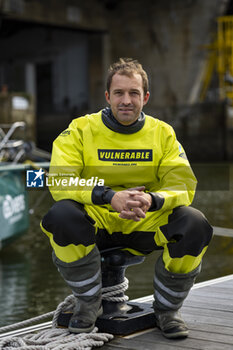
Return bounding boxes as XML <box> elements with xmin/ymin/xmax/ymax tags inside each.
<box><xmin>148</xmin><ymin>192</ymin><xmax>165</xmax><ymax>211</ymax></box>
<box><xmin>91</xmin><ymin>186</ymin><xmax>116</xmax><ymax>205</ymax></box>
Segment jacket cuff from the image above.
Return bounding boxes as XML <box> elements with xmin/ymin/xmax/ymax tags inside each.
<box><xmin>148</xmin><ymin>192</ymin><xmax>165</xmax><ymax>211</ymax></box>
<box><xmin>91</xmin><ymin>186</ymin><xmax>116</xmax><ymax>205</ymax></box>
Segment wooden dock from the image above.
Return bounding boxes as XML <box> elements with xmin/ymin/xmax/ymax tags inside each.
<box><xmin>1</xmin><ymin>274</ymin><xmax>233</xmax><ymax>349</ymax></box>
<box><xmin>100</xmin><ymin>274</ymin><xmax>233</xmax><ymax>350</ymax></box>
<box><xmin>1</xmin><ymin>264</ymin><xmax>233</xmax><ymax>349</ymax></box>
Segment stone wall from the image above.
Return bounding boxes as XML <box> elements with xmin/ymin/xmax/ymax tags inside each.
<box><xmin>104</xmin><ymin>0</ymin><xmax>229</xmax><ymax>108</ymax></box>
<box><xmin>148</xmin><ymin>102</ymin><xmax>229</xmax><ymax>161</ymax></box>
<box><xmin>0</xmin><ymin>0</ymin><xmax>232</xmax><ymax>159</ymax></box>
<box><xmin>0</xmin><ymin>0</ymin><xmax>230</xmax><ymax>109</ymax></box>
<box><xmin>0</xmin><ymin>0</ymin><xmax>106</xmax><ymax>31</ymax></box>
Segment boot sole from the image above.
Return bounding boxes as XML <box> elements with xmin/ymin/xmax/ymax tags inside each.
<box><xmin>69</xmin><ymin>323</ymin><xmax>95</xmax><ymax>334</ymax></box>
<box><xmin>162</xmin><ymin>329</ymin><xmax>189</xmax><ymax>339</ymax></box>
<box><xmin>155</xmin><ymin>320</ymin><xmax>189</xmax><ymax>339</ymax></box>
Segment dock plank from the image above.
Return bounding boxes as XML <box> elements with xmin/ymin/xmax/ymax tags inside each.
<box><xmin>188</xmin><ymin>290</ymin><xmax>233</xmax><ymax>300</ymax></box>
<box><xmin>187</xmin><ymin>328</ymin><xmax>233</xmax><ymax>344</ymax></box>
<box><xmin>213</xmin><ymin>226</ymin><xmax>233</xmax><ymax>237</ymax></box>
<box><xmin>100</xmin><ymin>274</ymin><xmax>233</xmax><ymax>350</ymax></box>
<box><xmin>137</xmin><ymin>330</ymin><xmax>233</xmax><ymax>349</ymax></box>
<box><xmin>195</xmin><ymin>284</ymin><xmax>233</xmax><ymax>292</ymax></box>
<box><xmin>184</xmin><ymin>297</ymin><xmax>233</xmax><ymax>310</ymax></box>
<box><xmin>101</xmin><ymin>330</ymin><xmax>233</xmax><ymax>350</ymax></box>
<box><xmin>187</xmin><ymin>323</ymin><xmax>233</xmax><ymax>336</ymax></box>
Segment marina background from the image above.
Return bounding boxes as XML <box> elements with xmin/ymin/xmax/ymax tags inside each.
<box><xmin>1</xmin><ymin>0</ymin><xmax>233</xmax><ymax>330</ymax></box>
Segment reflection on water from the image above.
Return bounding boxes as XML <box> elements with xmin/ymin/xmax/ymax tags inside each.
<box><xmin>0</xmin><ymin>254</ymin><xmax>29</xmax><ymax>325</ymax></box>
<box><xmin>0</xmin><ymin>167</ymin><xmax>232</xmax><ymax>327</ymax></box>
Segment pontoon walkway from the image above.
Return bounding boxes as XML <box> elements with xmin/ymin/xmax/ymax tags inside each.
<box><xmin>101</xmin><ymin>274</ymin><xmax>233</xmax><ymax>350</ymax></box>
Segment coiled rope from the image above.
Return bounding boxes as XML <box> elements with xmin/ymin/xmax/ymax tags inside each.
<box><xmin>0</xmin><ymin>327</ymin><xmax>113</xmax><ymax>350</ymax></box>
<box><xmin>102</xmin><ymin>278</ymin><xmax>129</xmax><ymax>302</ymax></box>
<box><xmin>0</xmin><ymin>278</ymin><xmax>129</xmax><ymax>349</ymax></box>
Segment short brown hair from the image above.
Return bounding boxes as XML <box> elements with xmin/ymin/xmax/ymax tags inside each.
<box><xmin>106</xmin><ymin>58</ymin><xmax>149</xmax><ymax>96</ymax></box>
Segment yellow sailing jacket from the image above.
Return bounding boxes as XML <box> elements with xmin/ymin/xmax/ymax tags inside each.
<box><xmin>48</xmin><ymin>110</ymin><xmax>197</xmax><ymax>212</ymax></box>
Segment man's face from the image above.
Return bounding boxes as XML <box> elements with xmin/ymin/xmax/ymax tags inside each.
<box><xmin>105</xmin><ymin>73</ymin><xmax>150</xmax><ymax>125</ymax></box>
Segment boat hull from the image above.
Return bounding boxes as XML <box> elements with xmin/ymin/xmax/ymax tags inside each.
<box><xmin>0</xmin><ymin>170</ymin><xmax>29</xmax><ymax>249</ymax></box>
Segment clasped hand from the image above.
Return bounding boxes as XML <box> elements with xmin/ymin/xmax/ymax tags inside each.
<box><xmin>110</xmin><ymin>186</ymin><xmax>152</xmax><ymax>222</ymax></box>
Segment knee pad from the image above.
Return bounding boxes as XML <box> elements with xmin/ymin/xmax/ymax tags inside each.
<box><xmin>178</xmin><ymin>206</ymin><xmax>213</xmax><ymax>245</ymax></box>
<box><xmin>42</xmin><ymin>199</ymin><xmax>96</xmax><ymax>247</ymax></box>
<box><xmin>160</xmin><ymin>206</ymin><xmax>213</xmax><ymax>258</ymax></box>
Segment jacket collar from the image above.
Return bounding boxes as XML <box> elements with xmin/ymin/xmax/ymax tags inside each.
<box><xmin>101</xmin><ymin>107</ymin><xmax>145</xmax><ymax>134</ymax></box>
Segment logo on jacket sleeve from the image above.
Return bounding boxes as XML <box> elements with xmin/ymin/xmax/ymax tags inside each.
<box><xmin>60</xmin><ymin>130</ymin><xmax>70</xmax><ymax>136</ymax></box>
<box><xmin>178</xmin><ymin>143</ymin><xmax>187</xmax><ymax>160</ymax></box>
<box><xmin>98</xmin><ymin>149</ymin><xmax>153</xmax><ymax>161</ymax></box>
